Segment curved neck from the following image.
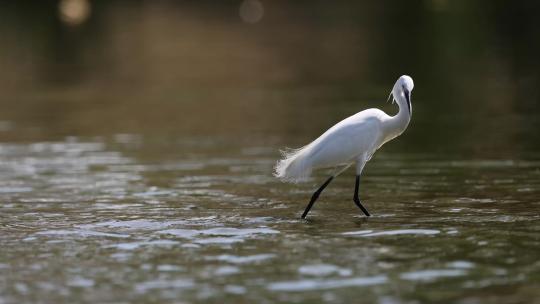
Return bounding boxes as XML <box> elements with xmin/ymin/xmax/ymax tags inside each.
<box><xmin>383</xmin><ymin>96</ymin><xmax>411</xmax><ymax>141</ymax></box>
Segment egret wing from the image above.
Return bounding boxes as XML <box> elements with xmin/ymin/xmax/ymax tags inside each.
<box><xmin>307</xmin><ymin>113</ymin><xmax>382</xmax><ymax>169</ymax></box>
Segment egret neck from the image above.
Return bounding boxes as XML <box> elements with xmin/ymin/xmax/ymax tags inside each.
<box><xmin>382</xmin><ymin>89</ymin><xmax>411</xmax><ymax>144</ymax></box>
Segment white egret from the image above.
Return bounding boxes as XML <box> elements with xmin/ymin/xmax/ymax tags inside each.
<box><xmin>274</xmin><ymin>75</ymin><xmax>414</xmax><ymax>219</ymax></box>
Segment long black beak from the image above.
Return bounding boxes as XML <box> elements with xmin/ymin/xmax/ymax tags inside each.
<box><xmin>404</xmin><ymin>89</ymin><xmax>411</xmax><ymax>115</ymax></box>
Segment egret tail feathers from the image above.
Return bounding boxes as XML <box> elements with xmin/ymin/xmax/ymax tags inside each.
<box><xmin>274</xmin><ymin>146</ymin><xmax>313</xmax><ymax>183</ymax></box>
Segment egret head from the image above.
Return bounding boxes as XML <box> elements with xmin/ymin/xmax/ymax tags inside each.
<box><xmin>389</xmin><ymin>75</ymin><xmax>414</xmax><ymax>115</ymax></box>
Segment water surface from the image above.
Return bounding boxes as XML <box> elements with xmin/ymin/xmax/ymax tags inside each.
<box><xmin>1</xmin><ymin>133</ymin><xmax>539</xmax><ymax>303</ymax></box>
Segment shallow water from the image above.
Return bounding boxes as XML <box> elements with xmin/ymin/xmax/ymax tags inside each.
<box><xmin>2</xmin><ymin>1</ymin><xmax>540</xmax><ymax>303</ymax></box>
<box><xmin>1</xmin><ymin>134</ymin><xmax>540</xmax><ymax>303</ymax></box>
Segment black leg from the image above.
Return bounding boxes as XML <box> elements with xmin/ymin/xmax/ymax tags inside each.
<box><xmin>353</xmin><ymin>175</ymin><xmax>371</xmax><ymax>216</ymax></box>
<box><xmin>301</xmin><ymin>176</ymin><xmax>334</xmax><ymax>219</ymax></box>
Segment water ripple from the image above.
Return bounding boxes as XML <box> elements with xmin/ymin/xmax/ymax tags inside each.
<box><xmin>267</xmin><ymin>275</ymin><xmax>388</xmax><ymax>291</ymax></box>
<box><xmin>34</xmin><ymin>229</ymin><xmax>130</xmax><ymax>238</ymax></box>
<box><xmin>108</xmin><ymin>240</ymin><xmax>180</xmax><ymax>250</ymax></box>
<box><xmin>207</xmin><ymin>254</ymin><xmax>276</xmax><ymax>264</ymax></box>
<box><xmin>159</xmin><ymin>227</ymin><xmax>279</xmax><ymax>239</ymax></box>
<box><xmin>343</xmin><ymin>229</ymin><xmax>440</xmax><ymax>237</ymax></box>
<box><xmin>298</xmin><ymin>264</ymin><xmax>352</xmax><ymax>277</ymax></box>
<box><xmin>134</xmin><ymin>279</ymin><xmax>194</xmax><ymax>293</ymax></box>
<box><xmin>400</xmin><ymin>269</ymin><xmax>467</xmax><ymax>281</ymax></box>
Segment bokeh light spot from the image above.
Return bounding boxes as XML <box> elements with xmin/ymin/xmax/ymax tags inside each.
<box><xmin>239</xmin><ymin>0</ymin><xmax>264</xmax><ymax>24</ymax></box>
<box><xmin>58</xmin><ymin>0</ymin><xmax>91</xmax><ymax>26</ymax></box>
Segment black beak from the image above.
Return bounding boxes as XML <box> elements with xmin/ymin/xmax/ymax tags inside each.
<box><xmin>404</xmin><ymin>89</ymin><xmax>411</xmax><ymax>114</ymax></box>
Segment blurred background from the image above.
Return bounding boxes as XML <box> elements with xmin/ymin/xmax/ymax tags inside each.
<box><xmin>1</xmin><ymin>0</ymin><xmax>539</xmax><ymax>156</ymax></box>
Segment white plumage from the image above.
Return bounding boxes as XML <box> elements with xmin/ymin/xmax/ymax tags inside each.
<box><xmin>274</xmin><ymin>75</ymin><xmax>415</xmax><ymax>218</ymax></box>
<box><xmin>275</xmin><ymin>109</ymin><xmax>386</xmax><ymax>182</ymax></box>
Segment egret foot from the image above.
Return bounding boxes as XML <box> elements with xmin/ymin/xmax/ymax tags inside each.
<box><xmin>301</xmin><ymin>176</ymin><xmax>334</xmax><ymax>219</ymax></box>
<box><xmin>353</xmin><ymin>197</ymin><xmax>371</xmax><ymax>217</ymax></box>
<box><xmin>353</xmin><ymin>175</ymin><xmax>371</xmax><ymax>216</ymax></box>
